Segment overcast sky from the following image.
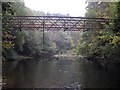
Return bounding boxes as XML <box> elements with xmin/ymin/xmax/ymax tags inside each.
<box><xmin>24</xmin><ymin>0</ymin><xmax>88</xmax><ymax>17</ymax></box>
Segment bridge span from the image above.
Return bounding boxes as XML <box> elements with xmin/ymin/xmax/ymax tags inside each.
<box><xmin>4</xmin><ymin>16</ymin><xmax>112</xmax><ymax>31</ymax></box>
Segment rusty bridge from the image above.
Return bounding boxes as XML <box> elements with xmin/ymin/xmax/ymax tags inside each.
<box><xmin>5</xmin><ymin>16</ymin><xmax>112</xmax><ymax>31</ymax></box>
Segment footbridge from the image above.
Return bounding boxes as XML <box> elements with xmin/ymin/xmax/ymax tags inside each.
<box><xmin>4</xmin><ymin>16</ymin><xmax>112</xmax><ymax>31</ymax></box>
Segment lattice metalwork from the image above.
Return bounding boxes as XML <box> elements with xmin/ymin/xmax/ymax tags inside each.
<box><xmin>4</xmin><ymin>16</ymin><xmax>112</xmax><ymax>31</ymax></box>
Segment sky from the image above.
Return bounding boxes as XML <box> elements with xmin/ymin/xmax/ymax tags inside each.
<box><xmin>24</xmin><ymin>0</ymin><xmax>88</xmax><ymax>17</ymax></box>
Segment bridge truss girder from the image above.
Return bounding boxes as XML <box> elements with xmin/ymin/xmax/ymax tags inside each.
<box><xmin>5</xmin><ymin>16</ymin><xmax>112</xmax><ymax>31</ymax></box>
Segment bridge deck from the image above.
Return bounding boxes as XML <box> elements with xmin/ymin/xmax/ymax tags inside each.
<box><xmin>4</xmin><ymin>16</ymin><xmax>112</xmax><ymax>31</ymax></box>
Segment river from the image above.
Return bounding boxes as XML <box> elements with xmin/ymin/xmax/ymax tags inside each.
<box><xmin>2</xmin><ymin>57</ymin><xmax>120</xmax><ymax>88</ymax></box>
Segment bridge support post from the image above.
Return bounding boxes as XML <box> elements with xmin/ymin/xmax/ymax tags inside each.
<box><xmin>43</xmin><ymin>19</ymin><xmax>45</xmax><ymax>47</ymax></box>
<box><xmin>83</xmin><ymin>20</ymin><xmax>85</xmax><ymax>32</ymax></box>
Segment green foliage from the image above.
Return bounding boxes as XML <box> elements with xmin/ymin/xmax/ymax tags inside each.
<box><xmin>14</xmin><ymin>30</ymin><xmax>25</xmax><ymax>53</ymax></box>
<box><xmin>2</xmin><ymin>2</ymin><xmax>27</xmax><ymax>60</ymax></box>
<box><xmin>85</xmin><ymin>8</ymin><xmax>96</xmax><ymax>17</ymax></box>
<box><xmin>77</xmin><ymin>2</ymin><xmax>120</xmax><ymax>65</ymax></box>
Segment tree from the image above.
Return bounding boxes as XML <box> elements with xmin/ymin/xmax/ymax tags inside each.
<box><xmin>77</xmin><ymin>2</ymin><xmax>120</xmax><ymax>65</ymax></box>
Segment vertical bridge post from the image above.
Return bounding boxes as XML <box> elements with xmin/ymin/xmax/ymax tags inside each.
<box><xmin>43</xmin><ymin>18</ymin><xmax>45</xmax><ymax>47</ymax></box>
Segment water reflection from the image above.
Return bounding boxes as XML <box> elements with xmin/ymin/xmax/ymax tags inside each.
<box><xmin>3</xmin><ymin>57</ymin><xmax>120</xmax><ymax>88</ymax></box>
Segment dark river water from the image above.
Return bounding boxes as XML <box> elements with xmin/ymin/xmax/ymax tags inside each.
<box><xmin>2</xmin><ymin>57</ymin><xmax>120</xmax><ymax>88</ymax></box>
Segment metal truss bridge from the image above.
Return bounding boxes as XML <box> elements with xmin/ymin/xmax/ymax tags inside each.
<box><xmin>5</xmin><ymin>16</ymin><xmax>112</xmax><ymax>31</ymax></box>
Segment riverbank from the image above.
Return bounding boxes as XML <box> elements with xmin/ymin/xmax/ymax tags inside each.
<box><xmin>83</xmin><ymin>55</ymin><xmax>120</xmax><ymax>67</ymax></box>
<box><xmin>15</xmin><ymin>55</ymin><xmax>33</xmax><ymax>60</ymax></box>
<box><xmin>53</xmin><ymin>54</ymin><xmax>84</xmax><ymax>58</ymax></box>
